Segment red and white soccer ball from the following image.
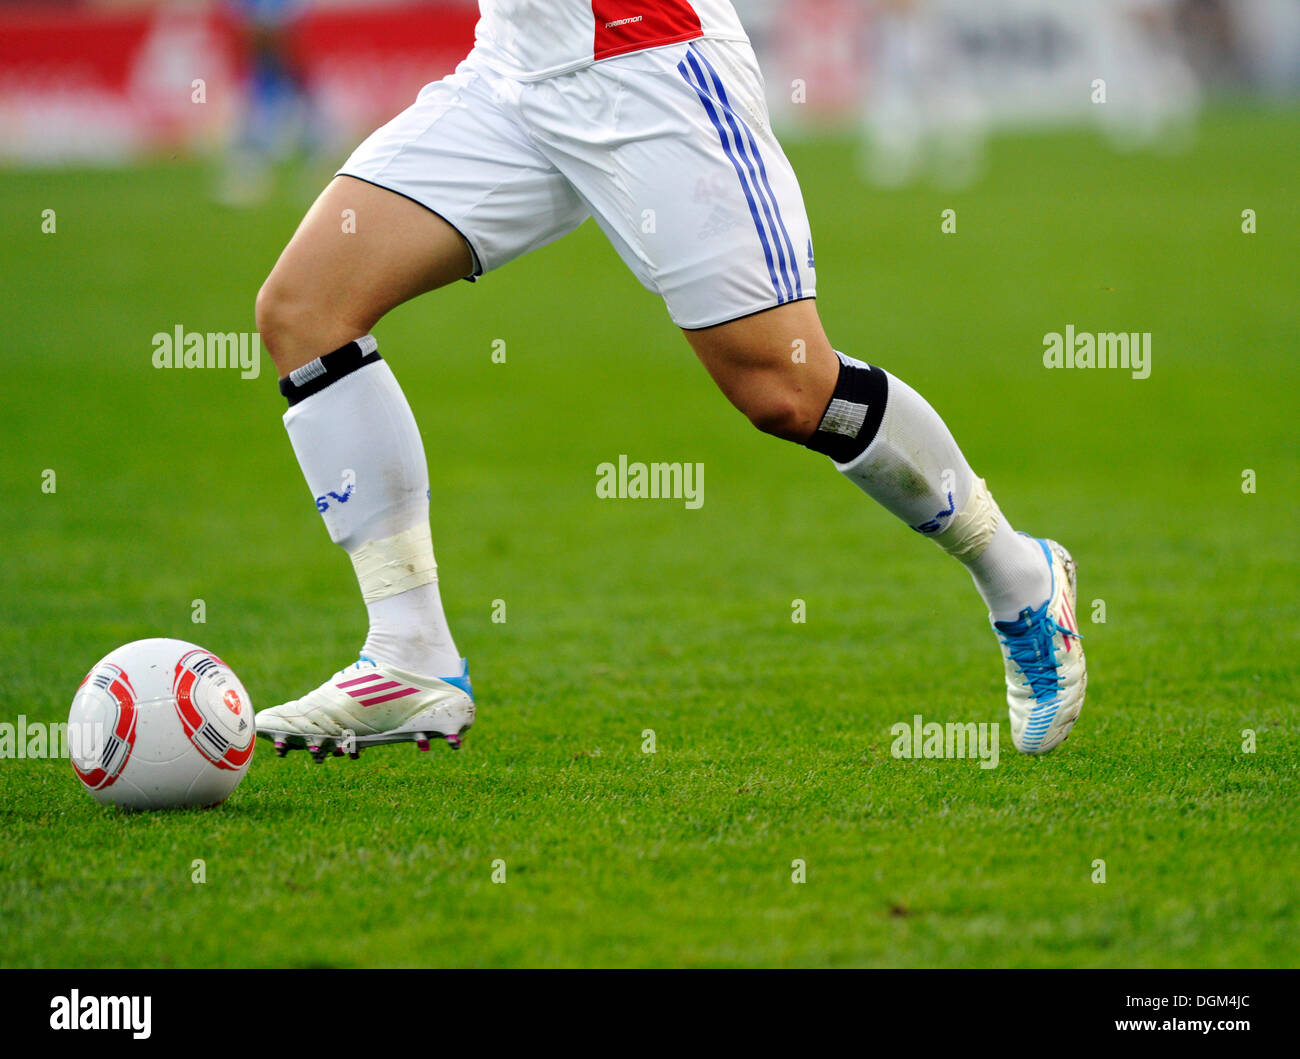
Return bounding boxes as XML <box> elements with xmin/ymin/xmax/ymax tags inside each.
<box><xmin>68</xmin><ymin>638</ymin><xmax>255</xmax><ymax>810</ymax></box>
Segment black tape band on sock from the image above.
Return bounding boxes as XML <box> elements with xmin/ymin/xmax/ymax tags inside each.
<box><xmin>804</xmin><ymin>354</ymin><xmax>889</xmax><ymax>464</ymax></box>
<box><xmin>280</xmin><ymin>336</ymin><xmax>382</xmax><ymax>406</ymax></box>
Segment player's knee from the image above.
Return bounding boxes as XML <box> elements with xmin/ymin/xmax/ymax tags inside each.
<box><xmin>741</xmin><ymin>391</ymin><xmax>819</xmax><ymax>443</ymax></box>
<box><xmin>255</xmin><ymin>277</ymin><xmax>358</xmax><ymax>377</ymax></box>
<box><xmin>253</xmin><ymin>279</ymin><xmax>301</xmax><ymax>371</ymax></box>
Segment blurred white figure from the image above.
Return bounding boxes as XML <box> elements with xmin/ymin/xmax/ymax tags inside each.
<box><xmin>856</xmin><ymin>0</ymin><xmax>1201</xmax><ymax>187</ymax></box>
<box><xmin>861</xmin><ymin>0</ymin><xmax>985</xmax><ymax>188</ymax></box>
<box><xmin>1090</xmin><ymin>0</ymin><xmax>1199</xmax><ymax>152</ymax></box>
<box><xmin>1232</xmin><ymin>0</ymin><xmax>1300</xmax><ymax>92</ymax></box>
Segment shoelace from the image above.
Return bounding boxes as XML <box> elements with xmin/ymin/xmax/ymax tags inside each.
<box><xmin>998</xmin><ymin>612</ymin><xmax>1082</xmax><ymax>703</ymax></box>
<box><xmin>333</xmin><ymin>656</ymin><xmax>376</xmax><ymax>679</ymax></box>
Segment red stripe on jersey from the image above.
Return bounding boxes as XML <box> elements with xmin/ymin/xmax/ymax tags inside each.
<box><xmin>592</xmin><ymin>1</ymin><xmax>703</xmax><ymax>63</ymax></box>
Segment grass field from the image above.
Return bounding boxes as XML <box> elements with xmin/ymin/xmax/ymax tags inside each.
<box><xmin>0</xmin><ymin>106</ymin><xmax>1296</xmax><ymax>968</ymax></box>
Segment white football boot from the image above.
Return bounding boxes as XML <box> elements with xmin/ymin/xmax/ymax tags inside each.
<box><xmin>992</xmin><ymin>538</ymin><xmax>1086</xmax><ymax>754</ymax></box>
<box><xmin>255</xmin><ymin>656</ymin><xmax>474</xmax><ymax>763</ymax></box>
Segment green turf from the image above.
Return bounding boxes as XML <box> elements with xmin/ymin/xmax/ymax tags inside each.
<box><xmin>0</xmin><ymin>106</ymin><xmax>1296</xmax><ymax>967</ymax></box>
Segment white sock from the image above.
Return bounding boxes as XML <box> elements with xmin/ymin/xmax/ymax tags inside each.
<box><xmin>361</xmin><ymin>580</ymin><xmax>461</xmax><ymax>678</ymax></box>
<box><xmin>281</xmin><ymin>341</ymin><xmax>461</xmax><ymax>677</ymax></box>
<box><xmin>832</xmin><ymin>364</ymin><xmax>1050</xmax><ymax>621</ymax></box>
<box><xmin>964</xmin><ymin>519</ymin><xmax>1052</xmax><ymax>622</ymax></box>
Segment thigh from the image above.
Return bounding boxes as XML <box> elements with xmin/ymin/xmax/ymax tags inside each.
<box><xmin>523</xmin><ymin>38</ymin><xmax>817</xmax><ymax>330</ymax></box>
<box><xmin>261</xmin><ymin>54</ymin><xmax>593</xmax><ymax>371</ymax></box>
<box><xmin>268</xmin><ymin>174</ymin><xmax>474</xmax><ymax>319</ymax></box>
<box><xmin>258</xmin><ymin>175</ymin><xmax>474</xmax><ymax>370</ymax></box>
<box><xmin>339</xmin><ymin>56</ymin><xmax>590</xmax><ymax>277</ymax></box>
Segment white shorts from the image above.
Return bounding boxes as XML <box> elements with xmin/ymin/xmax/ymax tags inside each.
<box><xmin>337</xmin><ymin>38</ymin><xmax>817</xmax><ymax>330</ymax></box>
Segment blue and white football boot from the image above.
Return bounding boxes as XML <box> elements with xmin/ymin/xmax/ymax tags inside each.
<box><xmin>254</xmin><ymin>656</ymin><xmax>474</xmax><ymax>763</ymax></box>
<box><xmin>993</xmin><ymin>538</ymin><xmax>1086</xmax><ymax>754</ymax></box>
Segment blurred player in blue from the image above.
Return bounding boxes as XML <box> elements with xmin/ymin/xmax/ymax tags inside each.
<box><xmin>217</xmin><ymin>0</ymin><xmax>315</xmax><ymax>205</ymax></box>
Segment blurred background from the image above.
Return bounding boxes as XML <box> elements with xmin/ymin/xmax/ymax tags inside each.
<box><xmin>2</xmin><ymin>0</ymin><xmax>1298</xmax><ymax>197</ymax></box>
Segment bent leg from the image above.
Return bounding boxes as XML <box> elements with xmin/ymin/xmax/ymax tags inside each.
<box><xmin>256</xmin><ymin>175</ymin><xmax>473</xmax><ymax>376</ymax></box>
<box><xmin>683</xmin><ymin>299</ymin><xmax>1051</xmax><ymax>623</ymax></box>
<box><xmin>257</xmin><ymin>176</ymin><xmax>472</xmax><ymax>689</ymax></box>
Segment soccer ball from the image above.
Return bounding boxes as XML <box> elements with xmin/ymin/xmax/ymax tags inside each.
<box><xmin>68</xmin><ymin>638</ymin><xmax>255</xmax><ymax>810</ymax></box>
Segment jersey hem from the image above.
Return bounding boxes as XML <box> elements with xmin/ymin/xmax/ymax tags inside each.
<box><xmin>472</xmin><ymin>31</ymin><xmax>751</xmax><ymax>83</ymax></box>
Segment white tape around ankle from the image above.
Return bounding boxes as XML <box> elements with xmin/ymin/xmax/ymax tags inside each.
<box><xmin>931</xmin><ymin>477</ymin><xmax>1002</xmax><ymax>563</ymax></box>
<box><xmin>348</xmin><ymin>524</ymin><xmax>438</xmax><ymax>603</ymax></box>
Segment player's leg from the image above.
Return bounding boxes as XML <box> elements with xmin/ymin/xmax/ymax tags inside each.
<box><xmin>252</xmin><ymin>57</ymin><xmax>589</xmax><ymax>761</ymax></box>
<box><xmin>684</xmin><ymin>297</ymin><xmax>1085</xmax><ymax>755</ymax></box>
<box><xmin>686</xmin><ymin>299</ymin><xmax>1087</xmax><ymax>754</ymax></box>
<box><xmin>683</xmin><ymin>297</ymin><xmax>1050</xmax><ymax>614</ymax></box>
<box><xmin>253</xmin><ymin>176</ymin><xmax>477</xmax><ymax>759</ymax></box>
<box><xmin>528</xmin><ymin>37</ymin><xmax>1084</xmax><ymax>753</ymax></box>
